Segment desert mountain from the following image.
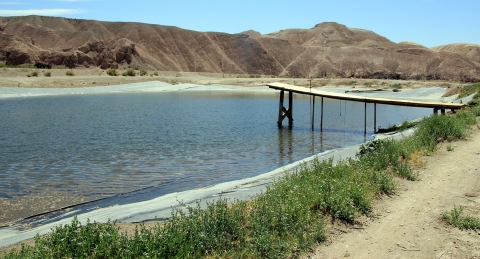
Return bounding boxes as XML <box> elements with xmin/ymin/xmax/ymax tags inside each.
<box><xmin>0</xmin><ymin>16</ymin><xmax>479</xmax><ymax>82</ymax></box>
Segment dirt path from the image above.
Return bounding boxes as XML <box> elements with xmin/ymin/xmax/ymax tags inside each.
<box><xmin>305</xmin><ymin>124</ymin><xmax>480</xmax><ymax>259</ymax></box>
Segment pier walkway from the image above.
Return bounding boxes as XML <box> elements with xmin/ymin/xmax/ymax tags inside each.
<box><xmin>267</xmin><ymin>82</ymin><xmax>467</xmax><ymax>134</ymax></box>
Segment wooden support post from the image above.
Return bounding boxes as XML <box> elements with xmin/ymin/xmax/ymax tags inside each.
<box><xmin>364</xmin><ymin>102</ymin><xmax>367</xmax><ymax>136</ymax></box>
<box><xmin>311</xmin><ymin>96</ymin><xmax>315</xmax><ymax>130</ymax></box>
<box><xmin>277</xmin><ymin>90</ymin><xmax>284</xmax><ymax>127</ymax></box>
<box><xmin>277</xmin><ymin>90</ymin><xmax>294</xmax><ymax>127</ymax></box>
<box><xmin>441</xmin><ymin>109</ymin><xmax>446</xmax><ymax>115</ymax></box>
<box><xmin>320</xmin><ymin>97</ymin><xmax>324</xmax><ymax>132</ymax></box>
<box><xmin>374</xmin><ymin>103</ymin><xmax>377</xmax><ymax>133</ymax></box>
<box><xmin>288</xmin><ymin>91</ymin><xmax>293</xmax><ymax>127</ymax></box>
<box><xmin>433</xmin><ymin>108</ymin><xmax>439</xmax><ymax>115</ymax></box>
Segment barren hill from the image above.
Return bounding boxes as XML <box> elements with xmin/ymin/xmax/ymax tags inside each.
<box><xmin>0</xmin><ymin>16</ymin><xmax>479</xmax><ymax>82</ymax></box>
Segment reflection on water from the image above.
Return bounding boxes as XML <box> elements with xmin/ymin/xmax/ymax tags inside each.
<box><xmin>0</xmin><ymin>90</ymin><xmax>432</xmax><ymax>206</ymax></box>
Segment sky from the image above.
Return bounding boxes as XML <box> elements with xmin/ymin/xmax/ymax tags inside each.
<box><xmin>0</xmin><ymin>0</ymin><xmax>478</xmax><ymax>48</ymax></box>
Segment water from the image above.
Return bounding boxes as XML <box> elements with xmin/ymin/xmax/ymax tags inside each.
<box><xmin>0</xmin><ymin>89</ymin><xmax>432</xmax><ymax>207</ymax></box>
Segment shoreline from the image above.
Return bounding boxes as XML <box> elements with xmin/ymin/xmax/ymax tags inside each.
<box><xmin>0</xmin><ymin>80</ymin><xmax>473</xmax><ymax>251</ymax></box>
<box><xmin>0</xmin><ymin>67</ymin><xmax>464</xmax><ymax>90</ymax></box>
<box><xmin>0</xmin><ymin>127</ymin><xmax>416</xmax><ymax>249</ymax></box>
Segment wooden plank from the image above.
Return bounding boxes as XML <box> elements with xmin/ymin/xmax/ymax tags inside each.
<box><xmin>267</xmin><ymin>82</ymin><xmax>466</xmax><ymax>110</ymax></box>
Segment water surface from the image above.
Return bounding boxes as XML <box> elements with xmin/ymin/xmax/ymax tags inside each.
<box><xmin>0</xmin><ymin>88</ymin><xmax>432</xmax><ymax>208</ymax></box>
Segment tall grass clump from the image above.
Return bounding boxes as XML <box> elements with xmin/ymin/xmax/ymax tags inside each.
<box><xmin>3</xmin><ymin>108</ymin><xmax>478</xmax><ymax>259</ymax></box>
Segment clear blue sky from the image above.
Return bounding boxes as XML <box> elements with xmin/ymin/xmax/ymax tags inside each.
<box><xmin>0</xmin><ymin>0</ymin><xmax>478</xmax><ymax>48</ymax></box>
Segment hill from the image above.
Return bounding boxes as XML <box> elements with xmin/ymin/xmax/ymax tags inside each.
<box><xmin>0</xmin><ymin>16</ymin><xmax>479</xmax><ymax>82</ymax></box>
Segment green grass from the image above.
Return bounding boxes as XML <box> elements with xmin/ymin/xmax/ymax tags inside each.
<box><xmin>458</xmin><ymin>83</ymin><xmax>480</xmax><ymax>99</ymax></box>
<box><xmin>3</xmin><ymin>109</ymin><xmax>478</xmax><ymax>259</ymax></box>
<box><xmin>347</xmin><ymin>80</ymin><xmax>357</xmax><ymax>86</ymax></box>
<box><xmin>377</xmin><ymin>121</ymin><xmax>417</xmax><ymax>133</ymax></box>
<box><xmin>0</xmin><ymin>63</ymin><xmax>34</xmax><ymax>69</ymax></box>
<box><xmin>442</xmin><ymin>206</ymin><xmax>480</xmax><ymax>230</ymax></box>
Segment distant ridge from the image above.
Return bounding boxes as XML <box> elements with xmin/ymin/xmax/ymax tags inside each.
<box><xmin>0</xmin><ymin>15</ymin><xmax>479</xmax><ymax>82</ymax></box>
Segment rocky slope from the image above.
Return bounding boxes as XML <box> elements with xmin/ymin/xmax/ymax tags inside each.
<box><xmin>0</xmin><ymin>16</ymin><xmax>479</xmax><ymax>82</ymax></box>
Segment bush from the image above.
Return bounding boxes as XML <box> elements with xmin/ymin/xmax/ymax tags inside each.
<box><xmin>43</xmin><ymin>71</ymin><xmax>51</xmax><ymax>77</ymax></box>
<box><xmin>139</xmin><ymin>68</ymin><xmax>148</xmax><ymax>76</ymax></box>
<box><xmin>154</xmin><ymin>71</ymin><xmax>159</xmax><ymax>76</ymax></box>
<box><xmin>27</xmin><ymin>70</ymin><xmax>39</xmax><ymax>77</ymax></box>
<box><xmin>34</xmin><ymin>62</ymin><xmax>52</xmax><ymax>69</ymax></box>
<box><xmin>122</xmin><ymin>68</ymin><xmax>135</xmax><ymax>76</ymax></box>
<box><xmin>106</xmin><ymin>68</ymin><xmax>118</xmax><ymax>76</ymax></box>
<box><xmin>65</xmin><ymin>70</ymin><xmax>75</xmax><ymax>76</ymax></box>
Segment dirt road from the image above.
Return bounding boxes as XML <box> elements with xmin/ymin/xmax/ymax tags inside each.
<box><xmin>305</xmin><ymin>123</ymin><xmax>480</xmax><ymax>259</ymax></box>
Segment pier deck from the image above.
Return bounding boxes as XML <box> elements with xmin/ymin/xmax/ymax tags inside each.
<box><xmin>267</xmin><ymin>82</ymin><xmax>467</xmax><ymax>133</ymax></box>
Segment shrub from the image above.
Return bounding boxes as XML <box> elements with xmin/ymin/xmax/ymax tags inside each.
<box><xmin>65</xmin><ymin>70</ymin><xmax>75</xmax><ymax>76</ymax></box>
<box><xmin>122</xmin><ymin>68</ymin><xmax>135</xmax><ymax>76</ymax></box>
<box><xmin>34</xmin><ymin>62</ymin><xmax>52</xmax><ymax>69</ymax></box>
<box><xmin>43</xmin><ymin>71</ymin><xmax>51</xmax><ymax>77</ymax></box>
<box><xmin>154</xmin><ymin>71</ymin><xmax>159</xmax><ymax>76</ymax></box>
<box><xmin>347</xmin><ymin>80</ymin><xmax>357</xmax><ymax>85</ymax></box>
<box><xmin>27</xmin><ymin>70</ymin><xmax>39</xmax><ymax>77</ymax></box>
<box><xmin>106</xmin><ymin>68</ymin><xmax>118</xmax><ymax>76</ymax></box>
<box><xmin>468</xmin><ymin>100</ymin><xmax>478</xmax><ymax>107</ymax></box>
<box><xmin>139</xmin><ymin>68</ymin><xmax>148</xmax><ymax>76</ymax></box>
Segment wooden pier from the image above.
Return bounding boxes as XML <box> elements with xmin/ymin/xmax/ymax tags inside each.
<box><xmin>268</xmin><ymin>82</ymin><xmax>467</xmax><ymax>134</ymax></box>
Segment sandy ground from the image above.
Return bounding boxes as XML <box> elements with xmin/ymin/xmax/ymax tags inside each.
<box><xmin>304</xmin><ymin>121</ymin><xmax>480</xmax><ymax>259</ymax></box>
<box><xmin>0</xmin><ymin>67</ymin><xmax>462</xmax><ymax>90</ymax></box>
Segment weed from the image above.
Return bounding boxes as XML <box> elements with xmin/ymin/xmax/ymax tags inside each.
<box><xmin>446</xmin><ymin>145</ymin><xmax>454</xmax><ymax>151</ymax></box>
<box><xmin>122</xmin><ymin>68</ymin><xmax>135</xmax><ymax>76</ymax></box>
<box><xmin>140</xmin><ymin>68</ymin><xmax>148</xmax><ymax>76</ymax></box>
<box><xmin>65</xmin><ymin>70</ymin><xmax>75</xmax><ymax>76</ymax></box>
<box><xmin>347</xmin><ymin>80</ymin><xmax>357</xmax><ymax>86</ymax></box>
<box><xmin>26</xmin><ymin>70</ymin><xmax>39</xmax><ymax>77</ymax></box>
<box><xmin>377</xmin><ymin>121</ymin><xmax>417</xmax><ymax>133</ymax></box>
<box><xmin>106</xmin><ymin>68</ymin><xmax>118</xmax><ymax>76</ymax></box>
<box><xmin>391</xmin><ymin>83</ymin><xmax>402</xmax><ymax>89</ymax></box>
<box><xmin>458</xmin><ymin>83</ymin><xmax>480</xmax><ymax>99</ymax></box>
<box><xmin>442</xmin><ymin>206</ymin><xmax>480</xmax><ymax>230</ymax></box>
<box><xmin>468</xmin><ymin>100</ymin><xmax>479</xmax><ymax>107</ymax></box>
